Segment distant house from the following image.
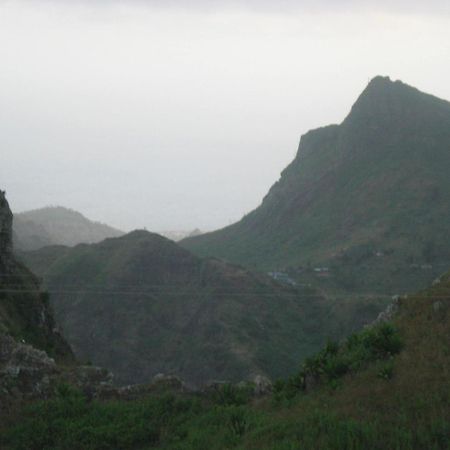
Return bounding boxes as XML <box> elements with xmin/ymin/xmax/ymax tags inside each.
<box><xmin>268</xmin><ymin>271</ymin><xmax>296</xmax><ymax>286</ymax></box>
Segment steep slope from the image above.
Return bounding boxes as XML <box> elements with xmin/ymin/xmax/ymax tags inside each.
<box><xmin>0</xmin><ymin>191</ymin><xmax>71</xmax><ymax>358</ymax></box>
<box><xmin>14</xmin><ymin>206</ymin><xmax>124</xmax><ymax>251</ymax></box>
<box><xmin>182</xmin><ymin>76</ymin><xmax>450</xmax><ymax>293</ymax></box>
<box><xmin>21</xmin><ymin>230</ymin><xmax>350</xmax><ymax>387</ymax></box>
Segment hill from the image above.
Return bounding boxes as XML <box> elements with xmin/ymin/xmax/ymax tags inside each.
<box><xmin>18</xmin><ymin>229</ymin><xmax>388</xmax><ymax>387</ymax></box>
<box><xmin>13</xmin><ymin>206</ymin><xmax>124</xmax><ymax>251</ymax></box>
<box><xmin>182</xmin><ymin>76</ymin><xmax>450</xmax><ymax>294</ymax></box>
<box><xmin>4</xmin><ymin>268</ymin><xmax>448</xmax><ymax>449</ymax></box>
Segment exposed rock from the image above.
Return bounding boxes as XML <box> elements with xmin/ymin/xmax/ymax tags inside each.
<box><xmin>0</xmin><ymin>333</ymin><xmax>115</xmax><ymax>411</ymax></box>
<box><xmin>369</xmin><ymin>296</ymin><xmax>400</xmax><ymax>327</ymax></box>
<box><xmin>0</xmin><ymin>191</ymin><xmax>74</xmax><ymax>358</ymax></box>
<box><xmin>253</xmin><ymin>374</ymin><xmax>272</xmax><ymax>395</ymax></box>
<box><xmin>0</xmin><ymin>190</ymin><xmax>13</xmax><ymax>269</ymax></box>
<box><xmin>432</xmin><ymin>277</ymin><xmax>442</xmax><ymax>286</ymax></box>
<box><xmin>0</xmin><ymin>334</ymin><xmax>57</xmax><ymax>402</ymax></box>
<box><xmin>0</xmin><ymin>191</ymin><xmax>76</xmax><ymax>416</ymax></box>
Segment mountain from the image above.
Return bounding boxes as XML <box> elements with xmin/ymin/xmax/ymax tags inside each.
<box><xmin>182</xmin><ymin>76</ymin><xmax>450</xmax><ymax>294</ymax></box>
<box><xmin>19</xmin><ymin>229</ymin><xmax>384</xmax><ymax>387</ymax></box>
<box><xmin>13</xmin><ymin>206</ymin><xmax>124</xmax><ymax>251</ymax></box>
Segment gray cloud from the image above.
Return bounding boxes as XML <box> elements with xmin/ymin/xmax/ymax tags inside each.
<box><xmin>3</xmin><ymin>0</ymin><xmax>450</xmax><ymax>14</ymax></box>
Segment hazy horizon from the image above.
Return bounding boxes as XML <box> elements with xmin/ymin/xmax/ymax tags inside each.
<box><xmin>2</xmin><ymin>0</ymin><xmax>450</xmax><ymax>232</ymax></box>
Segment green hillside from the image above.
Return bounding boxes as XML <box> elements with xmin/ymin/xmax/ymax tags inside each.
<box><xmin>19</xmin><ymin>230</ymin><xmax>388</xmax><ymax>387</ymax></box>
<box><xmin>3</xmin><ymin>271</ymin><xmax>448</xmax><ymax>450</ymax></box>
<box><xmin>182</xmin><ymin>76</ymin><xmax>450</xmax><ymax>294</ymax></box>
<box><xmin>14</xmin><ymin>206</ymin><xmax>123</xmax><ymax>251</ymax></box>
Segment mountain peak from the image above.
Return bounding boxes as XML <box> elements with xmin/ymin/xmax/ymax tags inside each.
<box><xmin>344</xmin><ymin>75</ymin><xmax>408</xmax><ymax>123</ymax></box>
<box><xmin>366</xmin><ymin>75</ymin><xmax>393</xmax><ymax>88</ymax></box>
<box><xmin>343</xmin><ymin>75</ymin><xmax>450</xmax><ymax>127</ymax></box>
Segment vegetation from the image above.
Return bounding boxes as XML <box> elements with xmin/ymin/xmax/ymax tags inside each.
<box><xmin>182</xmin><ymin>77</ymin><xmax>450</xmax><ymax>295</ymax></box>
<box><xmin>20</xmin><ymin>230</ymin><xmax>352</xmax><ymax>386</ymax></box>
<box><xmin>274</xmin><ymin>322</ymin><xmax>403</xmax><ymax>399</ymax></box>
<box><xmin>2</xmin><ymin>273</ymin><xmax>449</xmax><ymax>449</ymax></box>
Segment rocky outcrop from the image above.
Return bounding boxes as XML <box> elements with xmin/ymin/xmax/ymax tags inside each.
<box><xmin>0</xmin><ymin>191</ymin><xmax>13</xmax><ymax>269</ymax></box>
<box><xmin>0</xmin><ymin>334</ymin><xmax>114</xmax><ymax>419</ymax></box>
<box><xmin>0</xmin><ymin>191</ymin><xmax>79</xmax><ymax>416</ymax></box>
<box><xmin>0</xmin><ymin>334</ymin><xmax>57</xmax><ymax>402</ymax></box>
<box><xmin>0</xmin><ymin>191</ymin><xmax>73</xmax><ymax>356</ymax></box>
<box><xmin>369</xmin><ymin>296</ymin><xmax>401</xmax><ymax>327</ymax></box>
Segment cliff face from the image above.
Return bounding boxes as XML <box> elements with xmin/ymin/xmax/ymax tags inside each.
<box><xmin>0</xmin><ymin>191</ymin><xmax>73</xmax><ymax>358</ymax></box>
<box><xmin>0</xmin><ymin>191</ymin><xmax>13</xmax><ymax>269</ymax></box>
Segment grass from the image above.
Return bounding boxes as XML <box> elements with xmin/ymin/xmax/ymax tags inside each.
<box><xmin>2</xmin><ymin>273</ymin><xmax>449</xmax><ymax>449</ymax></box>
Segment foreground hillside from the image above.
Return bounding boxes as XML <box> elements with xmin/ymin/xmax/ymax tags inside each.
<box><xmin>14</xmin><ymin>206</ymin><xmax>123</xmax><ymax>251</ymax></box>
<box><xmin>3</xmin><ymin>271</ymin><xmax>448</xmax><ymax>449</ymax></box>
<box><xmin>21</xmin><ymin>230</ymin><xmax>351</xmax><ymax>386</ymax></box>
<box><xmin>183</xmin><ymin>76</ymin><xmax>450</xmax><ymax>294</ymax></box>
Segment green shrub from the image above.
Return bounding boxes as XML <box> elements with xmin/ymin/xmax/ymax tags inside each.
<box><xmin>210</xmin><ymin>383</ymin><xmax>253</xmax><ymax>406</ymax></box>
<box><xmin>277</xmin><ymin>322</ymin><xmax>404</xmax><ymax>397</ymax></box>
<box><xmin>377</xmin><ymin>360</ymin><xmax>395</xmax><ymax>380</ymax></box>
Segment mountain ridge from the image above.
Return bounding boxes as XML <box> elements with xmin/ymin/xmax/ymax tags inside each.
<box><xmin>21</xmin><ymin>228</ymin><xmax>388</xmax><ymax>387</ymax></box>
<box><xmin>14</xmin><ymin>206</ymin><xmax>124</xmax><ymax>251</ymax></box>
<box><xmin>182</xmin><ymin>76</ymin><xmax>450</xmax><ymax>294</ymax></box>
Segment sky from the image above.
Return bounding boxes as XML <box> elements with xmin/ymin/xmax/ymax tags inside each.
<box><xmin>1</xmin><ymin>1</ymin><xmax>450</xmax><ymax>232</ymax></box>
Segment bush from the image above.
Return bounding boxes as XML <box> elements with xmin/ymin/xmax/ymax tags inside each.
<box><xmin>210</xmin><ymin>383</ymin><xmax>253</xmax><ymax>406</ymax></box>
<box><xmin>377</xmin><ymin>360</ymin><xmax>395</xmax><ymax>380</ymax></box>
<box><xmin>277</xmin><ymin>322</ymin><xmax>404</xmax><ymax>397</ymax></box>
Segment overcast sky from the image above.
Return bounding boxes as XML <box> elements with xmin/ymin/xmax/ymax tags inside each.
<box><xmin>1</xmin><ymin>1</ymin><xmax>450</xmax><ymax>232</ymax></box>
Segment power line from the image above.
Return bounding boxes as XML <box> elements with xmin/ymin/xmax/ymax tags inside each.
<box><xmin>0</xmin><ymin>288</ymin><xmax>448</xmax><ymax>300</ymax></box>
